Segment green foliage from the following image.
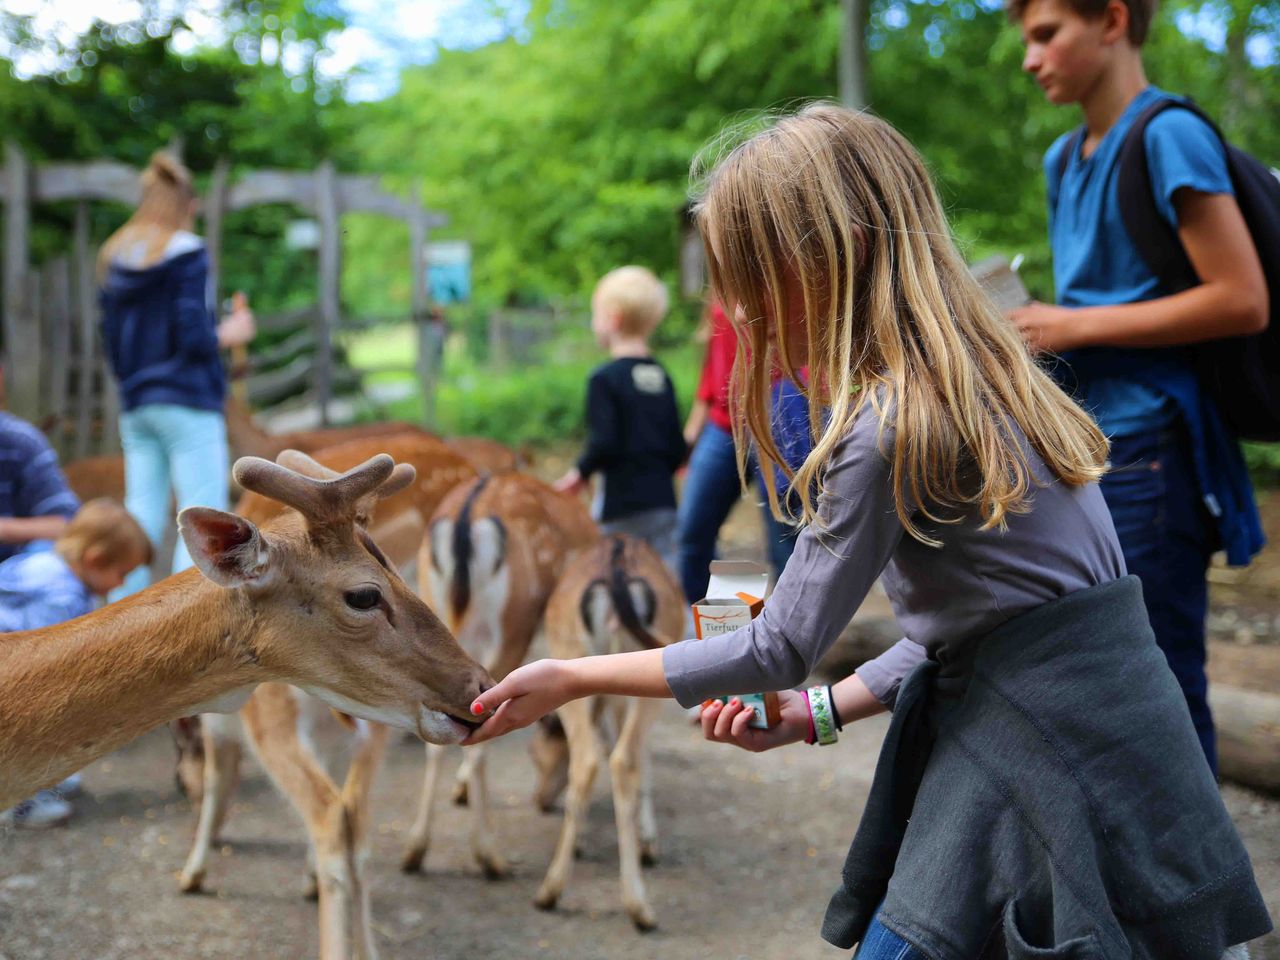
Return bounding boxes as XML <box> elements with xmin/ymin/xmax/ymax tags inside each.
<box><xmin>373</xmin><ymin>337</ymin><xmax>702</xmax><ymax>447</ymax></box>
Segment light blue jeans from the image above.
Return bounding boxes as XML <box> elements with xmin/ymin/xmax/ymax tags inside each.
<box><xmin>116</xmin><ymin>403</ymin><xmax>229</xmax><ymax>598</ymax></box>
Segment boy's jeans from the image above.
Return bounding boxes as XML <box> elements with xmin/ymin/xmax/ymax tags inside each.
<box><xmin>853</xmin><ymin>911</ymin><xmax>927</xmax><ymax>960</ymax></box>
<box><xmin>1101</xmin><ymin>426</ymin><xmax>1217</xmax><ymax>774</ymax></box>
<box><xmin>676</xmin><ymin>422</ymin><xmax>797</xmax><ymax>604</ymax></box>
<box><xmin>601</xmin><ymin>507</ymin><xmax>679</xmax><ymax>575</ymax></box>
<box><xmin>116</xmin><ymin>403</ymin><xmax>229</xmax><ymax>599</ymax></box>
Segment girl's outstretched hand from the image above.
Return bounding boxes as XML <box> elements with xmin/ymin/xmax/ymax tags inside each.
<box><xmin>699</xmin><ymin>689</ymin><xmax>810</xmax><ymax>753</ymax></box>
<box><xmin>462</xmin><ymin>659</ymin><xmax>576</xmax><ymax>746</ymax></box>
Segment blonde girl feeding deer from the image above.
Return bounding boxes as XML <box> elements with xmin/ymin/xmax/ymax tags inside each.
<box><xmin>464</xmin><ymin>104</ymin><xmax>1271</xmax><ymax>958</ymax></box>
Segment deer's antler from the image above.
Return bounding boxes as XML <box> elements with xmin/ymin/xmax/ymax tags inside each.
<box><xmin>275</xmin><ymin>449</ymin><xmax>416</xmax><ymax>501</ymax></box>
<box><xmin>233</xmin><ymin>453</ymin><xmax>408</xmax><ymax>528</ymax></box>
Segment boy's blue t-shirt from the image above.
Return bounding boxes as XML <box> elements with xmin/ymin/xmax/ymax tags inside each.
<box><xmin>1044</xmin><ymin>85</ymin><xmax>1233</xmax><ymax>437</ymax></box>
<box><xmin>0</xmin><ymin>548</ymin><xmax>94</xmax><ymax>632</ymax></box>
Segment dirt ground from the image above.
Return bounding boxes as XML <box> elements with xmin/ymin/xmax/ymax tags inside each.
<box><xmin>2</xmin><ymin>471</ymin><xmax>1278</xmax><ymax>960</ymax></box>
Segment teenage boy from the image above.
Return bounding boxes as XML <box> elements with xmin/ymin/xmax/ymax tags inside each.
<box><xmin>1007</xmin><ymin>0</ymin><xmax>1269</xmax><ymax>773</ymax></box>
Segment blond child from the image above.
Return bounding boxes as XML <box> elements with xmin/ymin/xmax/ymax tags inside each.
<box><xmin>554</xmin><ymin>266</ymin><xmax>686</xmax><ymax>570</ymax></box>
<box><xmin>467</xmin><ymin>105</ymin><xmax>1270</xmax><ymax>957</ymax></box>
<box><xmin>0</xmin><ymin>499</ymin><xmax>150</xmax><ymax>827</ymax></box>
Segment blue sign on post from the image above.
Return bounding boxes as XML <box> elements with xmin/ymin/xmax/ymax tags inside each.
<box><xmin>427</xmin><ymin>240</ymin><xmax>471</xmax><ymax>305</ymax></box>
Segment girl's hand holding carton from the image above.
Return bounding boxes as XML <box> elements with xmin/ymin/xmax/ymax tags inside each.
<box><xmin>698</xmin><ymin>691</ymin><xmax>810</xmax><ymax>753</ymax></box>
<box><xmin>690</xmin><ymin>561</ymin><xmax>781</xmax><ymax>731</ymax></box>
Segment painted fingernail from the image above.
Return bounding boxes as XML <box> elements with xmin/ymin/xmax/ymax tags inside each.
<box><xmin>471</xmin><ymin>702</ymin><xmax>486</xmax><ymax>715</ymax></box>
<box><xmin>729</xmin><ymin>698</ymin><xmax>740</xmax><ymax>708</ymax></box>
<box><xmin>701</xmin><ymin>699</ymin><xmax>715</xmax><ymax>708</ymax></box>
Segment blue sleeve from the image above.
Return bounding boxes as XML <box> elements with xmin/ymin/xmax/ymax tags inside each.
<box><xmin>0</xmin><ymin>590</ymin><xmax>92</xmax><ymax>631</ymax></box>
<box><xmin>11</xmin><ymin>425</ymin><xmax>79</xmax><ymax>520</ymax></box>
<box><xmin>576</xmin><ymin>370</ymin><xmax>621</xmax><ymax>478</ymax></box>
<box><xmin>1143</xmin><ymin>109</ymin><xmax>1232</xmax><ymax>230</ymax></box>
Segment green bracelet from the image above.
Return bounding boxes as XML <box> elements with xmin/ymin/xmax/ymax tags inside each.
<box><xmin>807</xmin><ymin>684</ymin><xmax>839</xmax><ymax>746</ymax></box>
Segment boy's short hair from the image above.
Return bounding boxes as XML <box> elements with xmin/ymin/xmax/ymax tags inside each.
<box><xmin>594</xmin><ymin>266</ymin><xmax>669</xmax><ymax>337</ymax></box>
<box><xmin>55</xmin><ymin>499</ymin><xmax>151</xmax><ymax>568</ymax></box>
<box><xmin>1006</xmin><ymin>0</ymin><xmax>1157</xmax><ymax>46</ymax></box>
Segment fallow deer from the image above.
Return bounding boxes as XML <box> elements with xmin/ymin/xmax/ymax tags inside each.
<box><xmin>176</xmin><ymin>442</ymin><xmax>479</xmax><ymax>960</ymax></box>
<box><xmin>401</xmin><ymin>473</ymin><xmax>599</xmax><ymax>878</ymax></box>
<box><xmin>0</xmin><ymin>452</ymin><xmax>491</xmax><ymax>810</ymax></box>
<box><xmin>527</xmin><ymin>535</ymin><xmax>684</xmax><ymax>931</ymax></box>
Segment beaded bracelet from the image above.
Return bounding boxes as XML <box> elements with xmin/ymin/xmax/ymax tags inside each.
<box><xmin>806</xmin><ymin>684</ymin><xmax>839</xmax><ymax>746</ymax></box>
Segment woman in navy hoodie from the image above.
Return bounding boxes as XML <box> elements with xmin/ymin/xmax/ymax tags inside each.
<box><xmin>98</xmin><ymin>151</ymin><xmax>255</xmax><ymax>596</ymax></box>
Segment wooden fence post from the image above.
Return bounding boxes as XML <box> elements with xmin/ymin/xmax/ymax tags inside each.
<box><xmin>73</xmin><ymin>202</ymin><xmax>95</xmax><ymax>458</ymax></box>
<box><xmin>3</xmin><ymin>142</ymin><xmax>35</xmax><ymax>418</ymax></box>
<box><xmin>41</xmin><ymin>257</ymin><xmax>71</xmax><ymax>450</ymax></box>
<box><xmin>315</xmin><ymin>161</ymin><xmax>341</xmax><ymax>427</ymax></box>
<box><xmin>408</xmin><ymin>181</ymin><xmax>440</xmax><ymax>428</ymax></box>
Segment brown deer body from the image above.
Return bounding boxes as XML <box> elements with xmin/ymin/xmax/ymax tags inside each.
<box><xmin>401</xmin><ymin>473</ymin><xmax>599</xmax><ymax>877</ymax></box>
<box><xmin>528</xmin><ymin>536</ymin><xmax>684</xmax><ymax>930</ymax></box>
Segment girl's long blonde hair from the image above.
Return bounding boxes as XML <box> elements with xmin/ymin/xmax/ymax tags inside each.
<box><xmin>98</xmin><ymin>151</ymin><xmax>196</xmax><ymax>275</ymax></box>
<box><xmin>691</xmin><ymin>103</ymin><xmax>1108</xmax><ymax>544</ymax></box>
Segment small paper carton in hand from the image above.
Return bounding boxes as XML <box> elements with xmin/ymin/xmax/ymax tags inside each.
<box><xmin>692</xmin><ymin>561</ymin><xmax>781</xmax><ymax>729</ymax></box>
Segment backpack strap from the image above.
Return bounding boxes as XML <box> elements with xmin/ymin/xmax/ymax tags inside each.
<box><xmin>1116</xmin><ymin>97</ymin><xmax>1224</xmax><ymax>292</ymax></box>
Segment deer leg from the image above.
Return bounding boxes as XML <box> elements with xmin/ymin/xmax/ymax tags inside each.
<box><xmin>450</xmin><ymin>748</ymin><xmax>476</xmax><ymax>806</ymax></box>
<box><xmin>529</xmin><ymin>715</ymin><xmax>570</xmax><ymax>813</ymax></box>
<box><xmin>339</xmin><ymin>722</ymin><xmax>389</xmax><ymax>960</ymax></box>
<box><xmin>178</xmin><ymin>717</ymin><xmax>242</xmax><ymax>893</ymax></box>
<box><xmin>638</xmin><ymin>735</ymin><xmax>658</xmax><ymax>866</ymax></box>
<box><xmin>400</xmin><ymin>742</ymin><xmax>445</xmax><ymax>873</ymax></box>
<box><xmin>610</xmin><ymin>698</ymin><xmax>660</xmax><ymax>931</ymax></box>
<box><xmin>467</xmin><ymin>746</ymin><xmax>510</xmax><ymax>878</ymax></box>
<box><xmin>534</xmin><ymin>697</ymin><xmax>600</xmax><ymax>911</ymax></box>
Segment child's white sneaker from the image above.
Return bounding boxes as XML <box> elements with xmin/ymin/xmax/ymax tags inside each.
<box><xmin>0</xmin><ymin>790</ymin><xmax>73</xmax><ymax>829</ymax></box>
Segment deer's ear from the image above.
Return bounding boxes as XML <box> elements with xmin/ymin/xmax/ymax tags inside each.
<box><xmin>178</xmin><ymin>507</ymin><xmax>272</xmax><ymax>588</ymax></box>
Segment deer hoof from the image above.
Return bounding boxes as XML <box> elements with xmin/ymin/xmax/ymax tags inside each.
<box><xmin>533</xmin><ymin>887</ymin><xmax>559</xmax><ymax>911</ymax></box>
<box><xmin>476</xmin><ymin>850</ymin><xmax>509</xmax><ymax>879</ymax></box>
<box><xmin>399</xmin><ymin>845</ymin><xmax>427</xmax><ymax>874</ymax></box>
<box><xmin>629</xmin><ymin>905</ymin><xmax>658</xmax><ymax>932</ymax></box>
<box><xmin>302</xmin><ymin>874</ymin><xmax>319</xmax><ymax>901</ymax></box>
<box><xmin>451</xmin><ymin>781</ymin><xmax>469</xmax><ymax>806</ymax></box>
<box><xmin>178</xmin><ymin>870</ymin><xmax>205</xmax><ymax>894</ymax></box>
<box><xmin>640</xmin><ymin>841</ymin><xmax>659</xmax><ymax>867</ymax></box>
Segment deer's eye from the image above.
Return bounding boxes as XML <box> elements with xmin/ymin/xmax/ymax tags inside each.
<box><xmin>344</xmin><ymin>587</ymin><xmax>382</xmax><ymax>611</ymax></box>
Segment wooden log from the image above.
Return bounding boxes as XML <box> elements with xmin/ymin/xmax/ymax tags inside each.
<box><xmin>1210</xmin><ymin>684</ymin><xmax>1280</xmax><ymax>795</ymax></box>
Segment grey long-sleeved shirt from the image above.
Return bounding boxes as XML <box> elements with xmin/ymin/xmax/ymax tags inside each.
<box><xmin>662</xmin><ymin>408</ymin><xmax>1125</xmax><ymax>708</ymax></box>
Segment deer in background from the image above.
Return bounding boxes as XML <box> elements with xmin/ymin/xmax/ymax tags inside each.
<box><xmin>0</xmin><ymin>452</ymin><xmax>490</xmax><ymax>811</ymax></box>
<box><xmin>401</xmin><ymin>472</ymin><xmax>599</xmax><ymax>878</ymax></box>
<box><xmin>527</xmin><ymin>536</ymin><xmax>684</xmax><ymax>931</ymax></box>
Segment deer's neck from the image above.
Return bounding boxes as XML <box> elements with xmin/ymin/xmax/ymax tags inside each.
<box><xmin>0</xmin><ymin>569</ymin><xmax>267</xmax><ymax>806</ymax></box>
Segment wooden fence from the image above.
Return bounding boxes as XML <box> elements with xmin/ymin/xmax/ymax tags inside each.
<box><xmin>0</xmin><ymin>143</ymin><xmax>447</xmax><ymax>458</ymax></box>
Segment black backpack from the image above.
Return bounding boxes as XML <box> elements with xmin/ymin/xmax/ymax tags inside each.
<box><xmin>1060</xmin><ymin>98</ymin><xmax>1280</xmax><ymax>441</ymax></box>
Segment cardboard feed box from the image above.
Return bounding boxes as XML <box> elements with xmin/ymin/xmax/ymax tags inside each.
<box><xmin>692</xmin><ymin>561</ymin><xmax>781</xmax><ymax>729</ymax></box>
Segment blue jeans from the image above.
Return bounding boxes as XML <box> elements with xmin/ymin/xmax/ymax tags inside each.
<box><xmin>854</xmin><ymin>912</ymin><xmax>929</xmax><ymax>960</ymax></box>
<box><xmin>116</xmin><ymin>403</ymin><xmax>229</xmax><ymax>598</ymax></box>
<box><xmin>676</xmin><ymin>422</ymin><xmax>797</xmax><ymax>603</ymax></box>
<box><xmin>1101</xmin><ymin>427</ymin><xmax>1217</xmax><ymax>774</ymax></box>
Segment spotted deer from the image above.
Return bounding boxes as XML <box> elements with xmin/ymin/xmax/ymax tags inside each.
<box><xmin>401</xmin><ymin>473</ymin><xmax>599</xmax><ymax>878</ymax></box>
<box><xmin>176</xmin><ymin>440</ymin><xmax>479</xmax><ymax>960</ymax></box>
<box><xmin>526</xmin><ymin>535</ymin><xmax>684</xmax><ymax>930</ymax></box>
